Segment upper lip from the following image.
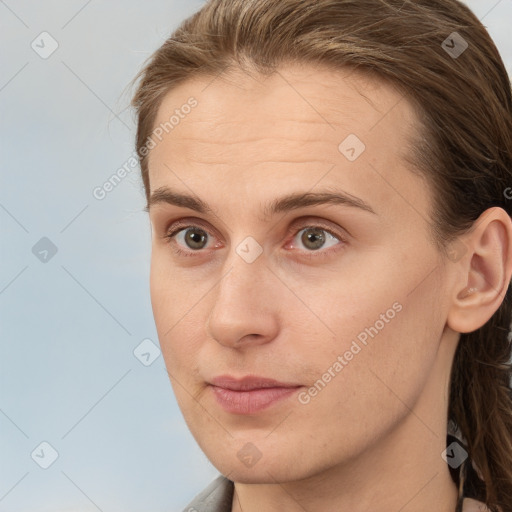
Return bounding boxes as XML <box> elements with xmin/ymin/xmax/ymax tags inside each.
<box><xmin>209</xmin><ymin>375</ymin><xmax>302</xmax><ymax>391</ymax></box>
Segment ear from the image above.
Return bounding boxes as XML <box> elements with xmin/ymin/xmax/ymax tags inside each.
<box><xmin>447</xmin><ymin>207</ymin><xmax>512</xmax><ymax>334</ymax></box>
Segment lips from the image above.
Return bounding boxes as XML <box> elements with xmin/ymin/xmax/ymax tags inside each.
<box><xmin>208</xmin><ymin>375</ymin><xmax>302</xmax><ymax>414</ymax></box>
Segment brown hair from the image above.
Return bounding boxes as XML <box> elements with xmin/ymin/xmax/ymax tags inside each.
<box><xmin>131</xmin><ymin>1</ymin><xmax>512</xmax><ymax>510</ymax></box>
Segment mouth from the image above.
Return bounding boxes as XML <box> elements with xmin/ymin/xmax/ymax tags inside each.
<box><xmin>208</xmin><ymin>375</ymin><xmax>303</xmax><ymax>415</ymax></box>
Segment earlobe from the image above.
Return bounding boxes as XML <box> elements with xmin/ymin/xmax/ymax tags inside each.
<box><xmin>447</xmin><ymin>207</ymin><xmax>512</xmax><ymax>335</ymax></box>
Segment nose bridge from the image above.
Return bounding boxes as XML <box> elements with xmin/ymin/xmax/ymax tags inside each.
<box><xmin>207</xmin><ymin>249</ymin><xmax>279</xmax><ymax>347</ymax></box>
<box><xmin>218</xmin><ymin>233</ymin><xmax>270</xmax><ymax>303</ymax></box>
<box><xmin>216</xmin><ymin>266</ymin><xmax>255</xmax><ymax>315</ymax></box>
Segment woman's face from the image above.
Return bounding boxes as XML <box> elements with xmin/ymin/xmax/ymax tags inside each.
<box><xmin>147</xmin><ymin>64</ymin><xmax>458</xmax><ymax>483</ymax></box>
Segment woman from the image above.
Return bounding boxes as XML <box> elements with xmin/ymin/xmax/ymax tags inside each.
<box><xmin>131</xmin><ymin>0</ymin><xmax>512</xmax><ymax>510</ymax></box>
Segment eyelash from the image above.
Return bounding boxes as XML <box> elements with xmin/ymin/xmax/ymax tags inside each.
<box><xmin>162</xmin><ymin>220</ymin><xmax>347</xmax><ymax>260</ymax></box>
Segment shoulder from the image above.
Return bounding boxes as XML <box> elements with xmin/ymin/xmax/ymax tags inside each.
<box><xmin>462</xmin><ymin>497</ymin><xmax>494</xmax><ymax>512</ymax></box>
<box><xmin>182</xmin><ymin>475</ymin><xmax>234</xmax><ymax>512</ymax></box>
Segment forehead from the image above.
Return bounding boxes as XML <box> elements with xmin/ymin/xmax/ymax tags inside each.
<box><xmin>147</xmin><ymin>63</ymin><xmax>429</xmax><ymax>221</ymax></box>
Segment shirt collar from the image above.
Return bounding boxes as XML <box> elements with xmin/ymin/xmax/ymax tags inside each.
<box><xmin>184</xmin><ymin>476</ymin><xmax>490</xmax><ymax>512</ymax></box>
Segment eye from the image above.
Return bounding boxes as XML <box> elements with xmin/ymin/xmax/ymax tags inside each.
<box><xmin>168</xmin><ymin>226</ymin><xmax>212</xmax><ymax>251</ymax></box>
<box><xmin>291</xmin><ymin>226</ymin><xmax>341</xmax><ymax>251</ymax></box>
<box><xmin>179</xmin><ymin>227</ymin><xmax>209</xmax><ymax>250</ymax></box>
<box><xmin>163</xmin><ymin>220</ymin><xmax>345</xmax><ymax>259</ymax></box>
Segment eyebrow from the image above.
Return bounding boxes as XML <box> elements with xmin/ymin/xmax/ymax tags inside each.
<box><xmin>146</xmin><ymin>187</ymin><xmax>377</xmax><ymax>216</ymax></box>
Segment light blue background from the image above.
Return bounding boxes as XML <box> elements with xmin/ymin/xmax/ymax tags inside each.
<box><xmin>1</xmin><ymin>1</ymin><xmax>511</xmax><ymax>511</ymax></box>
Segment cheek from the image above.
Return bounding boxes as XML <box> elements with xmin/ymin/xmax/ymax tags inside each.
<box><xmin>329</xmin><ymin>286</ymin><xmax>440</xmax><ymax>420</ymax></box>
<box><xmin>289</xmin><ymin>304</ymin><xmax>438</xmax><ymax>473</ymax></box>
<box><xmin>301</xmin><ymin>254</ymin><xmax>444</xmax><ymax>419</ymax></box>
<box><xmin>149</xmin><ymin>248</ymin><xmax>204</xmax><ymax>331</ymax></box>
<box><xmin>149</xmin><ymin>252</ymin><xmax>202</xmax><ymax>371</ymax></box>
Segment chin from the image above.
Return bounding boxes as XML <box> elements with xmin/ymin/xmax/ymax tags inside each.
<box><xmin>218</xmin><ymin>463</ymin><xmax>303</xmax><ymax>485</ymax></box>
<box><xmin>203</xmin><ymin>444</ymin><xmax>318</xmax><ymax>485</ymax></box>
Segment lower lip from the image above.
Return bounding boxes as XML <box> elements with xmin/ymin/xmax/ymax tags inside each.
<box><xmin>210</xmin><ymin>386</ymin><xmax>300</xmax><ymax>414</ymax></box>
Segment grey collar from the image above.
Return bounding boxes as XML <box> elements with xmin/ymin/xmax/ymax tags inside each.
<box><xmin>182</xmin><ymin>476</ymin><xmax>233</xmax><ymax>512</ymax></box>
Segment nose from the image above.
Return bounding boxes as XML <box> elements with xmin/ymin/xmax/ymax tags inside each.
<box><xmin>206</xmin><ymin>256</ymin><xmax>280</xmax><ymax>349</ymax></box>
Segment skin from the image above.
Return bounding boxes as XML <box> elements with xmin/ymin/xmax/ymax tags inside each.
<box><xmin>146</xmin><ymin>64</ymin><xmax>512</xmax><ymax>512</ymax></box>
